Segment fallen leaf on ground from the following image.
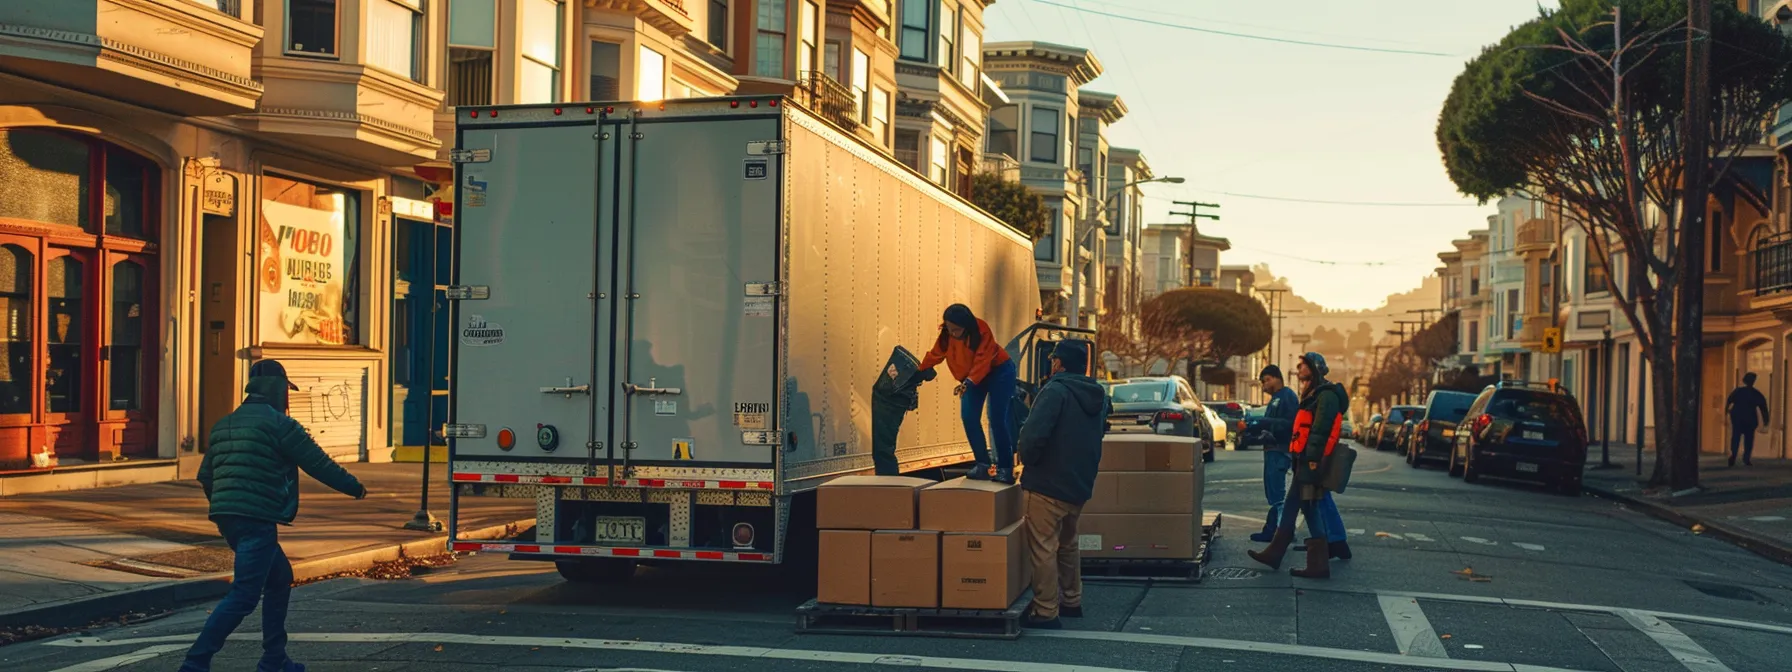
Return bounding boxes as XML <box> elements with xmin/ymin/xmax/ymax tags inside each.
<box><xmin>433</xmin><ymin>645</ymin><xmax>443</xmax><ymax>652</ymax></box>
<box><xmin>1452</xmin><ymin>567</ymin><xmax>1494</xmax><ymax>582</ymax></box>
<box><xmin>1691</xmin><ymin>524</ymin><xmax>1706</xmax><ymax>534</ymax></box>
<box><xmin>1441</xmin><ymin>634</ymin><xmax>1452</xmax><ymax>639</ymax></box>
<box><xmin>1375</xmin><ymin>532</ymin><xmax>1393</xmax><ymax>538</ymax></box>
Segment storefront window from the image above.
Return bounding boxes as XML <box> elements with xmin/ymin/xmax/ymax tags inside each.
<box><xmin>0</xmin><ymin>130</ymin><xmax>90</xmax><ymax>229</ymax></box>
<box><xmin>0</xmin><ymin>246</ymin><xmax>31</xmax><ymax>415</ymax></box>
<box><xmin>47</xmin><ymin>256</ymin><xmax>82</xmax><ymax>414</ymax></box>
<box><xmin>104</xmin><ymin>147</ymin><xmax>152</xmax><ymax>238</ymax></box>
<box><xmin>260</xmin><ymin>174</ymin><xmax>360</xmax><ymax>346</ymax></box>
<box><xmin>110</xmin><ymin>262</ymin><xmax>143</xmax><ymax>411</ymax></box>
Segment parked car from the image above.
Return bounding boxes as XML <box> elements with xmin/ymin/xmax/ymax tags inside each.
<box><xmin>1407</xmin><ymin>390</ymin><xmax>1479</xmax><ymax>468</ymax></box>
<box><xmin>1363</xmin><ymin>414</ymin><xmax>1383</xmax><ymax>444</ymax></box>
<box><xmin>1200</xmin><ymin>403</ymin><xmax>1229</xmax><ymax>451</ymax></box>
<box><xmin>1102</xmin><ymin>376</ymin><xmax>1216</xmax><ymax>462</ymax></box>
<box><xmin>1450</xmin><ymin>381</ymin><xmax>1589</xmax><ymax>495</ymax></box>
<box><xmin>1341</xmin><ymin>416</ymin><xmax>1356</xmax><ymax>444</ymax></box>
<box><xmin>1204</xmin><ymin>401</ymin><xmax>1249</xmax><ymax>450</ymax></box>
<box><xmin>1375</xmin><ymin>406</ymin><xmax>1425</xmax><ymax>451</ymax></box>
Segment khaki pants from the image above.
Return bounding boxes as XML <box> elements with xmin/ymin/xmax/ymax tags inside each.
<box><xmin>1024</xmin><ymin>490</ymin><xmax>1083</xmax><ymax>619</ymax></box>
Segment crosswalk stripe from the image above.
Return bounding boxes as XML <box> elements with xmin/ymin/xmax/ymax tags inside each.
<box><xmin>1617</xmin><ymin>610</ymin><xmax>1736</xmax><ymax>672</ymax></box>
<box><xmin>1378</xmin><ymin>595</ymin><xmax>1449</xmax><ymax>659</ymax></box>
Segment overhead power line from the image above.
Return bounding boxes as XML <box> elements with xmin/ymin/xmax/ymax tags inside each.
<box><xmin>1022</xmin><ymin>0</ymin><xmax>1464</xmax><ymax>58</ymax></box>
<box><xmin>1211</xmin><ymin>191</ymin><xmax>1481</xmax><ymax>207</ymax></box>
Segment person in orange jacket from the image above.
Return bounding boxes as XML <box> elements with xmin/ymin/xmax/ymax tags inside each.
<box><xmin>919</xmin><ymin>304</ymin><xmax>1019</xmax><ymax>483</ymax></box>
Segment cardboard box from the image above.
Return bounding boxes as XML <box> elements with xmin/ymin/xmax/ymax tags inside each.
<box><xmin>1084</xmin><ymin>472</ymin><xmax>1198</xmax><ymax>515</ymax></box>
<box><xmin>1099</xmin><ymin>435</ymin><xmax>1200</xmax><ymax>473</ymax></box>
<box><xmin>816</xmin><ymin>475</ymin><xmax>932</xmax><ymax>530</ymax></box>
<box><xmin>872</xmin><ymin>530</ymin><xmax>940</xmax><ymax>608</ymax></box>
<box><xmin>817</xmin><ymin>530</ymin><xmax>871</xmax><ymax>605</ymax></box>
<box><xmin>1076</xmin><ymin>514</ymin><xmax>1201</xmax><ymax>559</ymax></box>
<box><xmin>941</xmin><ymin>521</ymin><xmax>1029</xmax><ymax>609</ymax></box>
<box><xmin>920</xmin><ymin>478</ymin><xmax>1022</xmax><ymax>532</ymax></box>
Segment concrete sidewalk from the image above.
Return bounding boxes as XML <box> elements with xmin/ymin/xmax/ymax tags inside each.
<box><xmin>1582</xmin><ymin>448</ymin><xmax>1792</xmax><ymax>565</ymax></box>
<box><xmin>0</xmin><ymin>463</ymin><xmax>532</xmax><ymax>628</ymax></box>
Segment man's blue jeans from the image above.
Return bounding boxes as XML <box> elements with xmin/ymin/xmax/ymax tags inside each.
<box><xmin>180</xmin><ymin>515</ymin><xmax>294</xmax><ymax>672</ymax></box>
<box><xmin>1264</xmin><ymin>451</ymin><xmax>1344</xmax><ymax>542</ymax></box>
<box><xmin>962</xmin><ymin>359</ymin><xmax>1018</xmax><ymax>472</ymax></box>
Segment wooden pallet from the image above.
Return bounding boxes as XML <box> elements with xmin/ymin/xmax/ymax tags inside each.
<box><xmin>1081</xmin><ymin>512</ymin><xmax>1222</xmax><ymax>583</ymax></box>
<box><xmin>795</xmin><ymin>591</ymin><xmax>1033</xmax><ymax>640</ymax></box>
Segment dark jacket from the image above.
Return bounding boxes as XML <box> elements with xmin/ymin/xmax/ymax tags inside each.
<box><xmin>1728</xmin><ymin>386</ymin><xmax>1769</xmax><ymax>428</ymax></box>
<box><xmin>1017</xmin><ymin>372</ymin><xmax>1110</xmax><ymax>505</ymax></box>
<box><xmin>1256</xmin><ymin>386</ymin><xmax>1300</xmax><ymax>452</ymax></box>
<box><xmin>198</xmin><ymin>374</ymin><xmax>365</xmax><ymax>524</ymax></box>
<box><xmin>1293</xmin><ymin>379</ymin><xmax>1348</xmax><ymax>486</ymax></box>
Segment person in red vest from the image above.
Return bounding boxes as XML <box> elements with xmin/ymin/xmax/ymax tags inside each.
<box><xmin>1248</xmin><ymin>352</ymin><xmax>1347</xmax><ymax>579</ymax></box>
<box><xmin>919</xmin><ymin>304</ymin><xmax>1018</xmax><ymax>483</ymax></box>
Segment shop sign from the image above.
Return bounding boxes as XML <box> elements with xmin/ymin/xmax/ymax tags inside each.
<box><xmin>391</xmin><ymin>196</ymin><xmax>433</xmax><ymax>220</ymax></box>
<box><xmin>203</xmin><ymin>173</ymin><xmax>238</xmax><ymax>217</ymax></box>
<box><xmin>260</xmin><ymin>199</ymin><xmax>349</xmax><ymax>345</ymax></box>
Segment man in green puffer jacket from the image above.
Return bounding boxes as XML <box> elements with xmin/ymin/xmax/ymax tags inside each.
<box><xmin>181</xmin><ymin>360</ymin><xmax>367</xmax><ymax>672</ymax></box>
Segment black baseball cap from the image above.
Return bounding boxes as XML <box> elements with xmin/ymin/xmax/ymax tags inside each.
<box><xmin>249</xmin><ymin>359</ymin><xmax>301</xmax><ymax>390</ymax></box>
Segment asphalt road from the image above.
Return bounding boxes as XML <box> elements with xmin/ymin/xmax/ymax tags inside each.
<box><xmin>8</xmin><ymin>443</ymin><xmax>1792</xmax><ymax>672</ymax></box>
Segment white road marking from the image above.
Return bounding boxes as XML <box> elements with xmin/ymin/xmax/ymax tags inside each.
<box><xmin>1036</xmin><ymin>630</ymin><xmax>1582</xmax><ymax>672</ymax></box>
<box><xmin>1616</xmin><ymin>610</ymin><xmax>1735</xmax><ymax>672</ymax></box>
<box><xmin>1375</xmin><ymin>590</ymin><xmax>1792</xmax><ymax>637</ymax></box>
<box><xmin>1460</xmin><ymin>536</ymin><xmax>1499</xmax><ymax>545</ymax></box>
<box><xmin>1511</xmin><ymin>543</ymin><xmax>1546</xmax><ymax>552</ymax></box>
<box><xmin>45</xmin><ymin>632</ymin><xmax>1144</xmax><ymax>672</ymax></box>
<box><xmin>1347</xmin><ymin>528</ymin><xmax>1366</xmax><ymax>536</ymax></box>
<box><xmin>1377</xmin><ymin>595</ymin><xmax>1449</xmax><ymax>659</ymax></box>
<box><xmin>1406</xmin><ymin>533</ymin><xmax>1436</xmax><ymax>543</ymax></box>
<box><xmin>1744</xmin><ymin>515</ymin><xmax>1785</xmax><ymax>522</ymax></box>
<box><xmin>47</xmin><ymin>644</ymin><xmax>186</xmax><ymax>672</ymax></box>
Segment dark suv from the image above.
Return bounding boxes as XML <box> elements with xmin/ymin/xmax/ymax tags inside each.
<box><xmin>1450</xmin><ymin>382</ymin><xmax>1589</xmax><ymax>495</ymax></box>
<box><xmin>1407</xmin><ymin>390</ymin><xmax>1478</xmax><ymax>468</ymax></box>
<box><xmin>1376</xmin><ymin>406</ymin><xmax>1424</xmax><ymax>451</ymax></box>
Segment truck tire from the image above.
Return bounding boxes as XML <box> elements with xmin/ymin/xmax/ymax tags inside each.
<box><xmin>555</xmin><ymin>558</ymin><xmax>637</xmax><ymax>584</ymax></box>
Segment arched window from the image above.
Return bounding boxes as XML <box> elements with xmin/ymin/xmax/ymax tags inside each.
<box><xmin>110</xmin><ymin>261</ymin><xmax>144</xmax><ymax>411</ymax></box>
<box><xmin>0</xmin><ymin>245</ymin><xmax>32</xmax><ymax>415</ymax></box>
<box><xmin>46</xmin><ymin>256</ymin><xmax>83</xmax><ymax>414</ymax></box>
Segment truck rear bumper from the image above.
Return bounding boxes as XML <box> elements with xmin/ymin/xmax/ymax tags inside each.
<box><xmin>452</xmin><ymin>540</ymin><xmax>774</xmax><ymax>563</ymax></box>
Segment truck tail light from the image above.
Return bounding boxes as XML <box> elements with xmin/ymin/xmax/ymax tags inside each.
<box><xmin>1159</xmin><ymin>411</ymin><xmax>1186</xmax><ymax>422</ymax></box>
<box><xmin>732</xmin><ymin>523</ymin><xmax>755</xmax><ymax>549</ymax></box>
<box><xmin>496</xmin><ymin>427</ymin><xmax>516</xmax><ymax>451</ymax></box>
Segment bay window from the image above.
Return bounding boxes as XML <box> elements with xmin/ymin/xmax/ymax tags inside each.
<box><xmin>960</xmin><ymin>27</ymin><xmax>980</xmax><ymax>89</ymax></box>
<box><xmin>1030</xmin><ymin>106</ymin><xmax>1059</xmax><ymax>164</ymax></box>
<box><xmin>852</xmin><ymin>49</ymin><xmax>870</xmax><ymax>122</ymax></box>
<box><xmin>930</xmin><ymin>136</ymin><xmax>949</xmax><ymax>185</ymax></box>
<box><xmin>798</xmin><ymin>1</ymin><xmax>819</xmax><ymax>76</ymax></box>
<box><xmin>638</xmin><ymin>46</ymin><xmax>666</xmax><ymax>102</ymax></box>
<box><xmin>288</xmin><ymin>0</ymin><xmax>339</xmax><ymax>57</ymax></box>
<box><xmin>939</xmin><ymin>2</ymin><xmax>957</xmax><ymax>73</ymax></box>
<box><xmin>589</xmin><ymin>41</ymin><xmax>621</xmax><ymax>100</ymax></box>
<box><xmin>519</xmin><ymin>0</ymin><xmax>563</xmax><ymax>104</ymax></box>
<box><xmin>871</xmin><ymin>87</ymin><xmax>891</xmax><ymax>145</ymax></box>
<box><xmin>368</xmin><ymin>0</ymin><xmax>424</xmax><ymax>81</ymax></box>
<box><xmin>755</xmin><ymin>0</ymin><xmax>788</xmax><ymax>78</ymax></box>
<box><xmin>900</xmin><ymin>0</ymin><xmax>929</xmax><ymax>61</ymax></box>
<box><xmin>448</xmin><ymin>0</ymin><xmax>497</xmax><ymax>106</ymax></box>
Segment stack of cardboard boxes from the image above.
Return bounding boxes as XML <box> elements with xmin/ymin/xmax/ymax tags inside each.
<box><xmin>816</xmin><ymin>476</ymin><xmax>1029</xmax><ymax>610</ymax></box>
<box><xmin>1079</xmin><ymin>435</ymin><xmax>1205</xmax><ymax>559</ymax></box>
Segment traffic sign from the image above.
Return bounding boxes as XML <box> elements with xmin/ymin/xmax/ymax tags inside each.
<box><xmin>1541</xmin><ymin>328</ymin><xmax>1563</xmax><ymax>353</ymax></box>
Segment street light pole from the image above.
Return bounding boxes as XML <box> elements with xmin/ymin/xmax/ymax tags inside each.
<box><xmin>1599</xmin><ymin>324</ymin><xmax>1614</xmax><ymax>469</ymax></box>
<box><xmin>1068</xmin><ymin>175</ymin><xmax>1182</xmax><ymax>329</ymax></box>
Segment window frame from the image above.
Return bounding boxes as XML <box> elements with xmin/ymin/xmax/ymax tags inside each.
<box><xmin>518</xmin><ymin>0</ymin><xmax>564</xmax><ymax>104</ymax></box>
<box><xmin>870</xmin><ymin>86</ymin><xmax>891</xmax><ymax>146</ymax></box>
<box><xmin>899</xmin><ymin>0</ymin><xmax>930</xmax><ymax>62</ymax></box>
<box><xmin>1029</xmin><ymin>105</ymin><xmax>1060</xmax><ymax>165</ymax></box>
<box><xmin>851</xmin><ymin>48</ymin><xmax>870</xmax><ymax>123</ymax></box>
<box><xmin>367</xmin><ymin>0</ymin><xmax>426</xmax><ymax>82</ymax></box>
<box><xmin>959</xmin><ymin>24</ymin><xmax>979</xmax><ymax>89</ymax></box>
<box><xmin>798</xmin><ymin>0</ymin><xmax>820</xmax><ymax>77</ymax></box>
<box><xmin>755</xmin><ymin>0</ymin><xmax>789</xmax><ymax>78</ymax></box>
<box><xmin>637</xmin><ymin>45</ymin><xmax>666</xmax><ymax>102</ymax></box>
<box><xmin>938</xmin><ymin>1</ymin><xmax>957</xmax><ymax>74</ymax></box>
<box><xmin>707</xmin><ymin>0</ymin><xmax>730</xmax><ymax>52</ymax></box>
<box><xmin>258</xmin><ymin>171</ymin><xmax>365</xmax><ymax>348</ymax></box>
<box><xmin>285</xmin><ymin>0</ymin><xmax>342</xmax><ymax>59</ymax></box>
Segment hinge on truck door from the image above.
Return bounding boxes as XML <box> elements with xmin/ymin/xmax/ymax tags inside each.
<box><xmin>746</xmin><ymin>141</ymin><xmax>785</xmax><ymax>156</ymax></box>
<box><xmin>449</xmin><ymin>148</ymin><xmax>491</xmax><ymax>164</ymax></box>
<box><xmin>744</xmin><ymin>282</ymin><xmax>779</xmax><ymax>296</ymax></box>
<box><xmin>445</xmin><ymin>285</ymin><xmax>490</xmax><ymax>300</ymax></box>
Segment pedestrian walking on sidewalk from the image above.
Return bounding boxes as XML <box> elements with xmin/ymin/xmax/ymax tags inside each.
<box><xmin>1726</xmin><ymin>373</ymin><xmax>1769</xmax><ymax>467</ymax></box>
<box><xmin>1015</xmin><ymin>340</ymin><xmax>1110</xmax><ymax>629</ymax></box>
<box><xmin>181</xmin><ymin>360</ymin><xmax>368</xmax><ymax>672</ymax></box>
<box><xmin>1248</xmin><ymin>352</ymin><xmax>1348</xmax><ymax>579</ymax></box>
<box><xmin>1249</xmin><ymin>365</ymin><xmax>1351</xmax><ymax>560</ymax></box>
<box><xmin>918</xmin><ymin>303</ymin><xmax>1020</xmax><ymax>483</ymax></box>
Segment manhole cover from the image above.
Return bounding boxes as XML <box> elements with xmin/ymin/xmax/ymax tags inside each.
<box><xmin>1207</xmin><ymin>567</ymin><xmax>1263</xmax><ymax>580</ymax></box>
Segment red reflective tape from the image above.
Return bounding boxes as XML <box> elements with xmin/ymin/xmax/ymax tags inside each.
<box><xmin>718</xmin><ymin>480</ymin><xmax>745</xmax><ymax>489</ymax></box>
<box><xmin>652</xmin><ymin>550</ymin><xmax>682</xmax><ymax>558</ymax></box>
<box><xmin>539</xmin><ymin>476</ymin><xmax>571</xmax><ymax>484</ymax></box>
<box><xmin>451</xmin><ymin>542</ymin><xmax>481</xmax><ymax>551</ymax></box>
<box><xmin>611</xmin><ymin>548</ymin><xmax>642</xmax><ymax>557</ymax></box>
<box><xmin>515</xmin><ymin>545</ymin><xmax>541</xmax><ymax>553</ymax></box>
<box><xmin>694</xmin><ymin>551</ymin><xmax>724</xmax><ymax>560</ymax></box>
<box><xmin>582</xmin><ymin>477</ymin><xmax>609</xmax><ymax>486</ymax></box>
<box><xmin>450</xmin><ymin>473</ymin><xmax>480</xmax><ymax>482</ymax></box>
<box><xmin>739</xmin><ymin>553</ymin><xmax>769</xmax><ymax>562</ymax></box>
<box><xmin>755</xmin><ymin>482</ymin><xmax>773</xmax><ymax>490</ymax></box>
<box><xmin>554</xmin><ymin>546</ymin><xmax>580</xmax><ymax>554</ymax></box>
<box><xmin>638</xmin><ymin>479</ymin><xmax>665</xmax><ymax>487</ymax></box>
<box><xmin>493</xmin><ymin>474</ymin><xmax>521</xmax><ymax>483</ymax></box>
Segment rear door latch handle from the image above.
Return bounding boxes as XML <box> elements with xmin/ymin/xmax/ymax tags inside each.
<box><xmin>540</xmin><ymin>377</ymin><xmax>591</xmax><ymax>397</ymax></box>
<box><xmin>623</xmin><ymin>377</ymin><xmax>682</xmax><ymax>396</ymax></box>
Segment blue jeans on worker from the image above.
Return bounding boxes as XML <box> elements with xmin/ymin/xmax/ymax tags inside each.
<box><xmin>180</xmin><ymin>515</ymin><xmax>296</xmax><ymax>672</ymax></box>
<box><xmin>962</xmin><ymin>359</ymin><xmax>1018</xmax><ymax>474</ymax></box>
<box><xmin>1260</xmin><ymin>451</ymin><xmax>1345</xmax><ymax>543</ymax></box>
<box><xmin>1275</xmin><ymin>483</ymin><xmax>1334</xmax><ymax>542</ymax></box>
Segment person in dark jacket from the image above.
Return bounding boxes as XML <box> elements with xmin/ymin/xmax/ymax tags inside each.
<box><xmin>1249</xmin><ymin>365</ymin><xmax>1351</xmax><ymax>560</ymax></box>
<box><xmin>1248</xmin><ymin>352</ymin><xmax>1347</xmax><ymax>579</ymax></box>
<box><xmin>1015</xmin><ymin>340</ymin><xmax>1110</xmax><ymax>629</ymax></box>
<box><xmin>1726</xmin><ymin>372</ymin><xmax>1770</xmax><ymax>467</ymax></box>
<box><xmin>181</xmin><ymin>360</ymin><xmax>367</xmax><ymax>672</ymax></box>
<box><xmin>919</xmin><ymin>304</ymin><xmax>1019</xmax><ymax>482</ymax></box>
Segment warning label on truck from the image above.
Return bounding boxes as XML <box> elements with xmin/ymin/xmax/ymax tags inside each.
<box><xmin>743</xmin><ymin>295</ymin><xmax>773</xmax><ymax>317</ymax></box>
<box><xmin>733</xmin><ymin>402</ymin><xmax>769</xmax><ymax>430</ymax></box>
<box><xmin>461</xmin><ymin>315</ymin><xmax>505</xmax><ymax>346</ymax></box>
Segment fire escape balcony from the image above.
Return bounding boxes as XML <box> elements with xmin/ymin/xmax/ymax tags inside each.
<box><xmin>0</xmin><ymin>0</ymin><xmax>263</xmax><ymax>115</ymax></box>
<box><xmin>584</xmin><ymin>0</ymin><xmax>696</xmax><ymax>37</ymax></box>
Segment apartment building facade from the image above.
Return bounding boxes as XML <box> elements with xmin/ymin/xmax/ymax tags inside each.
<box><xmin>1104</xmin><ymin>147</ymin><xmax>1151</xmax><ymax>340</ymax></box>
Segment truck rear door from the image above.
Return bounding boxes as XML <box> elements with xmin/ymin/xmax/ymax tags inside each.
<box><xmin>607</xmin><ymin>110</ymin><xmax>782</xmax><ymax>469</ymax></box>
<box><xmin>451</xmin><ymin>117</ymin><xmax>605</xmax><ymax>464</ymax></box>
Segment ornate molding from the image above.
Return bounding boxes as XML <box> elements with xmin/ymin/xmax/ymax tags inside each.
<box><xmin>246</xmin><ymin>106</ymin><xmax>439</xmax><ymax>146</ymax></box>
<box><xmin>0</xmin><ymin>23</ymin><xmax>263</xmax><ymax>95</ymax></box>
<box><xmin>584</xmin><ymin>0</ymin><xmax>695</xmax><ymax>38</ymax></box>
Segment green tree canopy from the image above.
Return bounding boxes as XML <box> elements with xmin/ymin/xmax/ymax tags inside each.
<box><xmin>968</xmin><ymin>173</ymin><xmax>1050</xmax><ymax>240</ymax></box>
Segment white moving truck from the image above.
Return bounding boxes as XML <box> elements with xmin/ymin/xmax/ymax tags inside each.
<box><xmin>444</xmin><ymin>96</ymin><xmax>1059</xmax><ymax>581</ymax></box>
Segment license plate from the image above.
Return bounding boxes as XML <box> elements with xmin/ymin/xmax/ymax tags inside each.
<box><xmin>1516</xmin><ymin>463</ymin><xmax>1539</xmax><ymax>473</ymax></box>
<box><xmin>1523</xmin><ymin>431</ymin><xmax>1544</xmax><ymax>440</ymax></box>
<box><xmin>594</xmin><ymin>516</ymin><xmax>646</xmax><ymax>545</ymax></box>
<box><xmin>1441</xmin><ymin>429</ymin><xmax>1455</xmax><ymax>438</ymax></box>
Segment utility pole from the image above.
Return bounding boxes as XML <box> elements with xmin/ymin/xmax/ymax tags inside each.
<box><xmin>1258</xmin><ymin>287</ymin><xmax>1289</xmax><ymax>369</ymax></box>
<box><xmin>1670</xmin><ymin>0</ymin><xmax>1711</xmax><ymax>490</ymax></box>
<box><xmin>1170</xmin><ymin>200</ymin><xmax>1219</xmax><ymax>287</ymax></box>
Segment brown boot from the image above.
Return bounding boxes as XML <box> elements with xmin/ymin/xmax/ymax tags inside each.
<box><xmin>1290</xmin><ymin>538</ymin><xmax>1330</xmax><ymax>579</ymax></box>
<box><xmin>1248</xmin><ymin>530</ymin><xmax>1294</xmax><ymax>569</ymax></box>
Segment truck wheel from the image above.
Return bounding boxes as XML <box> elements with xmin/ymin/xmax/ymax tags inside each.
<box><xmin>555</xmin><ymin>558</ymin><xmax>637</xmax><ymax>584</ymax></box>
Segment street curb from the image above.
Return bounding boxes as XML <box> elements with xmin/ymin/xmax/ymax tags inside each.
<box><xmin>1585</xmin><ymin>483</ymin><xmax>1792</xmax><ymax>568</ymax></box>
<box><xmin>0</xmin><ymin>518</ymin><xmax>535</xmax><ymax>631</ymax></box>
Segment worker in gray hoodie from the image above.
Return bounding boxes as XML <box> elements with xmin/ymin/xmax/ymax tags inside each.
<box><xmin>1015</xmin><ymin>340</ymin><xmax>1110</xmax><ymax>629</ymax></box>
